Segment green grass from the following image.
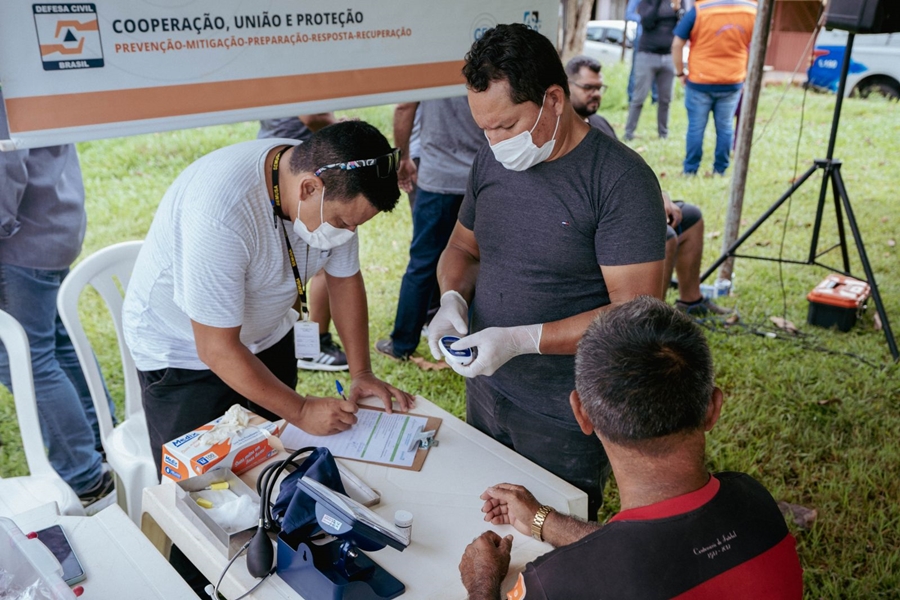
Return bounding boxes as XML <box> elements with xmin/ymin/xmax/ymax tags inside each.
<box><xmin>1</xmin><ymin>61</ymin><xmax>898</xmax><ymax>596</ymax></box>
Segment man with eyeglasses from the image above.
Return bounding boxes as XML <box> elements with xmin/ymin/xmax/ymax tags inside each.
<box><xmin>123</xmin><ymin>120</ymin><xmax>415</xmax><ymax>479</ymax></box>
<box><xmin>564</xmin><ymin>55</ymin><xmax>614</xmax><ymax>138</ymax></box>
<box><xmin>566</xmin><ymin>55</ymin><xmax>734</xmax><ymax>317</ymax></box>
<box><xmin>430</xmin><ymin>24</ymin><xmax>667</xmax><ymax>518</ymax></box>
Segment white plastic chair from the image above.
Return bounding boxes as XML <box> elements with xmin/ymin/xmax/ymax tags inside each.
<box><xmin>57</xmin><ymin>240</ymin><xmax>156</xmax><ymax>525</ymax></box>
<box><xmin>0</xmin><ymin>310</ymin><xmax>85</xmax><ymax>518</ymax></box>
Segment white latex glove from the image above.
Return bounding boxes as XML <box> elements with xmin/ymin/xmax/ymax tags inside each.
<box><xmin>427</xmin><ymin>290</ymin><xmax>470</xmax><ymax>360</ymax></box>
<box><xmin>449</xmin><ymin>324</ymin><xmax>542</xmax><ymax>378</ymax></box>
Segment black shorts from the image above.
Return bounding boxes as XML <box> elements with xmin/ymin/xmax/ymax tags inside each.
<box><xmin>666</xmin><ymin>200</ymin><xmax>702</xmax><ymax>240</ymax></box>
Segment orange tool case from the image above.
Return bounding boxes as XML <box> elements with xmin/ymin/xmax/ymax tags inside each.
<box><xmin>807</xmin><ymin>274</ymin><xmax>871</xmax><ymax>332</ymax></box>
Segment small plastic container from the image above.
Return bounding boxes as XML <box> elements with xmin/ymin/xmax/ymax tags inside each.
<box><xmin>0</xmin><ymin>517</ymin><xmax>76</xmax><ymax>600</ymax></box>
<box><xmin>700</xmin><ymin>279</ymin><xmax>732</xmax><ymax>300</ymax></box>
<box><xmin>394</xmin><ymin>510</ymin><xmax>413</xmax><ymax>542</ymax></box>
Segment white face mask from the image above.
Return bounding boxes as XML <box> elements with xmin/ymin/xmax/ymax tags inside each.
<box><xmin>292</xmin><ymin>186</ymin><xmax>356</xmax><ymax>250</ymax></box>
<box><xmin>487</xmin><ymin>91</ymin><xmax>561</xmax><ymax>171</ymax></box>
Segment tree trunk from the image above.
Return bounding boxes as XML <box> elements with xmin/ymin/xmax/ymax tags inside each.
<box><xmin>560</xmin><ymin>0</ymin><xmax>595</xmax><ymax>61</ymax></box>
<box><xmin>718</xmin><ymin>0</ymin><xmax>776</xmax><ymax>282</ymax></box>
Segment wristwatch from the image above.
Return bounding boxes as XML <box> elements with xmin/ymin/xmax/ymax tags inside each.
<box><xmin>531</xmin><ymin>505</ymin><xmax>555</xmax><ymax>541</ymax></box>
<box><xmin>676</xmin><ymin>71</ymin><xmax>686</xmax><ymax>77</ymax></box>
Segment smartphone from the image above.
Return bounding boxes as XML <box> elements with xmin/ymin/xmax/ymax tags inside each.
<box><xmin>35</xmin><ymin>525</ymin><xmax>85</xmax><ymax>586</ymax></box>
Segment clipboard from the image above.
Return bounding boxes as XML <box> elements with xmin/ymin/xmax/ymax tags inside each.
<box><xmin>279</xmin><ymin>406</ymin><xmax>441</xmax><ymax>472</ymax></box>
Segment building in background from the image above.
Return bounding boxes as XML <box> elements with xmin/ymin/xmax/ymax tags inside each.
<box><xmin>587</xmin><ymin>0</ymin><xmax>822</xmax><ymax>76</ymax></box>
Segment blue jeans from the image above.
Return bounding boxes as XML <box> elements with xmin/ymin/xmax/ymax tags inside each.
<box><xmin>684</xmin><ymin>86</ymin><xmax>742</xmax><ymax>175</ymax></box>
<box><xmin>0</xmin><ymin>264</ymin><xmax>109</xmax><ymax>494</ymax></box>
<box><xmin>390</xmin><ymin>190</ymin><xmax>462</xmax><ymax>356</ymax></box>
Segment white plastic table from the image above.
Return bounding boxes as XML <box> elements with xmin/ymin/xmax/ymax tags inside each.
<box><xmin>13</xmin><ymin>502</ymin><xmax>198</xmax><ymax>599</ymax></box>
<box><xmin>141</xmin><ymin>396</ymin><xmax>588</xmax><ymax>599</ymax></box>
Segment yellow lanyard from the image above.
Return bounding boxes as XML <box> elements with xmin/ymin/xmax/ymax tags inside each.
<box><xmin>271</xmin><ymin>147</ymin><xmax>309</xmax><ymax>320</ymax></box>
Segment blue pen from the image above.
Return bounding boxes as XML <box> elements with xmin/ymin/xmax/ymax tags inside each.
<box><xmin>335</xmin><ymin>380</ymin><xmax>348</xmax><ymax>401</ymax></box>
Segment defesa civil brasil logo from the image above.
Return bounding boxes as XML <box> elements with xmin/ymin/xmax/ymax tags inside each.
<box><xmin>33</xmin><ymin>3</ymin><xmax>104</xmax><ymax>70</ymax></box>
<box><xmin>523</xmin><ymin>11</ymin><xmax>541</xmax><ymax>32</ymax></box>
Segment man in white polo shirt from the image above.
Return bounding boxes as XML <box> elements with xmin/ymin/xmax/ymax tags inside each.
<box><xmin>123</xmin><ymin>120</ymin><xmax>414</xmax><ymax>473</ymax></box>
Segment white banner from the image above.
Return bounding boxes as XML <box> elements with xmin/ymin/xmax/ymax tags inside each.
<box><xmin>0</xmin><ymin>1</ymin><xmax>558</xmax><ymax>149</ymax></box>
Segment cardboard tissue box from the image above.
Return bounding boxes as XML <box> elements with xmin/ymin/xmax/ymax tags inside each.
<box><xmin>161</xmin><ymin>404</ymin><xmax>282</xmax><ymax>482</ymax></box>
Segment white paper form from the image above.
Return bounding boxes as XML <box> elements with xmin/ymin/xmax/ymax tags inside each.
<box><xmin>280</xmin><ymin>408</ymin><xmax>429</xmax><ymax>468</ymax></box>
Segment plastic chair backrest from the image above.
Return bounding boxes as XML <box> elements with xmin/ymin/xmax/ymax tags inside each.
<box><xmin>0</xmin><ymin>310</ymin><xmax>55</xmax><ymax>477</ymax></box>
<box><xmin>57</xmin><ymin>241</ymin><xmax>143</xmax><ymax>444</ymax></box>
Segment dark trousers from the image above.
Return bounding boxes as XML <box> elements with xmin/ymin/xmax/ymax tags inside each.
<box><xmin>139</xmin><ymin>331</ymin><xmax>298</xmax><ymax>475</ymax></box>
<box><xmin>138</xmin><ymin>331</ymin><xmax>296</xmax><ymax>593</ymax></box>
<box><xmin>466</xmin><ymin>376</ymin><xmax>611</xmax><ymax>520</ymax></box>
<box><xmin>390</xmin><ymin>189</ymin><xmax>463</xmax><ymax>356</ymax></box>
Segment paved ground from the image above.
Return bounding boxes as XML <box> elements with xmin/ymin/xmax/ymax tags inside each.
<box><xmin>763</xmin><ymin>69</ymin><xmax>808</xmax><ymax>87</ymax></box>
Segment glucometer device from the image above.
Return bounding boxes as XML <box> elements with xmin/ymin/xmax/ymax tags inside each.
<box><xmin>439</xmin><ymin>335</ymin><xmax>476</xmax><ymax>366</ymax></box>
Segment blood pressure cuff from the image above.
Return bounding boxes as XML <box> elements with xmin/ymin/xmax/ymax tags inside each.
<box><xmin>272</xmin><ymin>447</ymin><xmax>347</xmax><ymax>536</ymax></box>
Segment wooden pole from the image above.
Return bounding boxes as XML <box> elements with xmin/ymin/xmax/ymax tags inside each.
<box><xmin>718</xmin><ymin>0</ymin><xmax>776</xmax><ymax>282</ymax></box>
<box><xmin>560</xmin><ymin>0</ymin><xmax>596</xmax><ymax>62</ymax></box>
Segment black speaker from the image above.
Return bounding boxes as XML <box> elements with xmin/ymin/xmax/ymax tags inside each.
<box><xmin>825</xmin><ymin>0</ymin><xmax>900</xmax><ymax>34</ymax></box>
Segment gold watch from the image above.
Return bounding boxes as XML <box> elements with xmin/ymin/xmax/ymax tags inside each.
<box><xmin>531</xmin><ymin>505</ymin><xmax>554</xmax><ymax>541</ymax></box>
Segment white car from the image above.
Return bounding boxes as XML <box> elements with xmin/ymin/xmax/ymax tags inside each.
<box><xmin>581</xmin><ymin>19</ymin><xmax>689</xmax><ymax>69</ymax></box>
<box><xmin>807</xmin><ymin>28</ymin><xmax>900</xmax><ymax>99</ymax></box>
<box><xmin>583</xmin><ymin>20</ymin><xmax>636</xmax><ymax>67</ymax></box>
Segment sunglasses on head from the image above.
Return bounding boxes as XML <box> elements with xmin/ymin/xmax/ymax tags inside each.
<box><xmin>314</xmin><ymin>147</ymin><xmax>401</xmax><ymax>179</ymax></box>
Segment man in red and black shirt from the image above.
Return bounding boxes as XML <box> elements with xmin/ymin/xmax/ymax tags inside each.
<box><xmin>459</xmin><ymin>296</ymin><xmax>802</xmax><ymax>599</ymax></box>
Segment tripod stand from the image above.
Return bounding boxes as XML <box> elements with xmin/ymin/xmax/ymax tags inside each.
<box><xmin>700</xmin><ymin>32</ymin><xmax>898</xmax><ymax>361</ymax></box>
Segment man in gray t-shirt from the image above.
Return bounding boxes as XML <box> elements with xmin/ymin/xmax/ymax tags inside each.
<box><xmin>375</xmin><ymin>96</ymin><xmax>484</xmax><ymax>360</ymax></box>
<box><xmin>566</xmin><ymin>55</ymin><xmax>734</xmax><ymax>318</ymax></box>
<box><xmin>429</xmin><ymin>25</ymin><xmax>666</xmax><ymax>517</ymax></box>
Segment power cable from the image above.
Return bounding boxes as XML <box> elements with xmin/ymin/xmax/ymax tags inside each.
<box><xmin>752</xmin><ymin>7</ymin><xmax>826</xmax><ymax>146</ymax></box>
<box><xmin>694</xmin><ymin>315</ymin><xmax>885</xmax><ymax>371</ymax></box>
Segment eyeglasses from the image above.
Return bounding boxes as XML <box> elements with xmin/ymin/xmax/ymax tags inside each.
<box><xmin>314</xmin><ymin>147</ymin><xmax>401</xmax><ymax>179</ymax></box>
<box><xmin>569</xmin><ymin>81</ymin><xmax>608</xmax><ymax>94</ymax></box>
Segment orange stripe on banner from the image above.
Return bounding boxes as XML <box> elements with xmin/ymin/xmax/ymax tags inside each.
<box><xmin>7</xmin><ymin>60</ymin><xmax>465</xmax><ymax>133</ymax></box>
<box><xmin>41</xmin><ymin>38</ymin><xmax>85</xmax><ymax>56</ymax></box>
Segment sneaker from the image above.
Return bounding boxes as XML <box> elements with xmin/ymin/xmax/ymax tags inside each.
<box><xmin>78</xmin><ymin>468</ymin><xmax>115</xmax><ymax>507</ymax></box>
<box><xmin>374</xmin><ymin>338</ymin><xmax>410</xmax><ymax>361</ymax></box>
<box><xmin>298</xmin><ymin>332</ymin><xmax>349</xmax><ymax>372</ymax></box>
<box><xmin>675</xmin><ymin>297</ymin><xmax>735</xmax><ymax>317</ymax></box>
